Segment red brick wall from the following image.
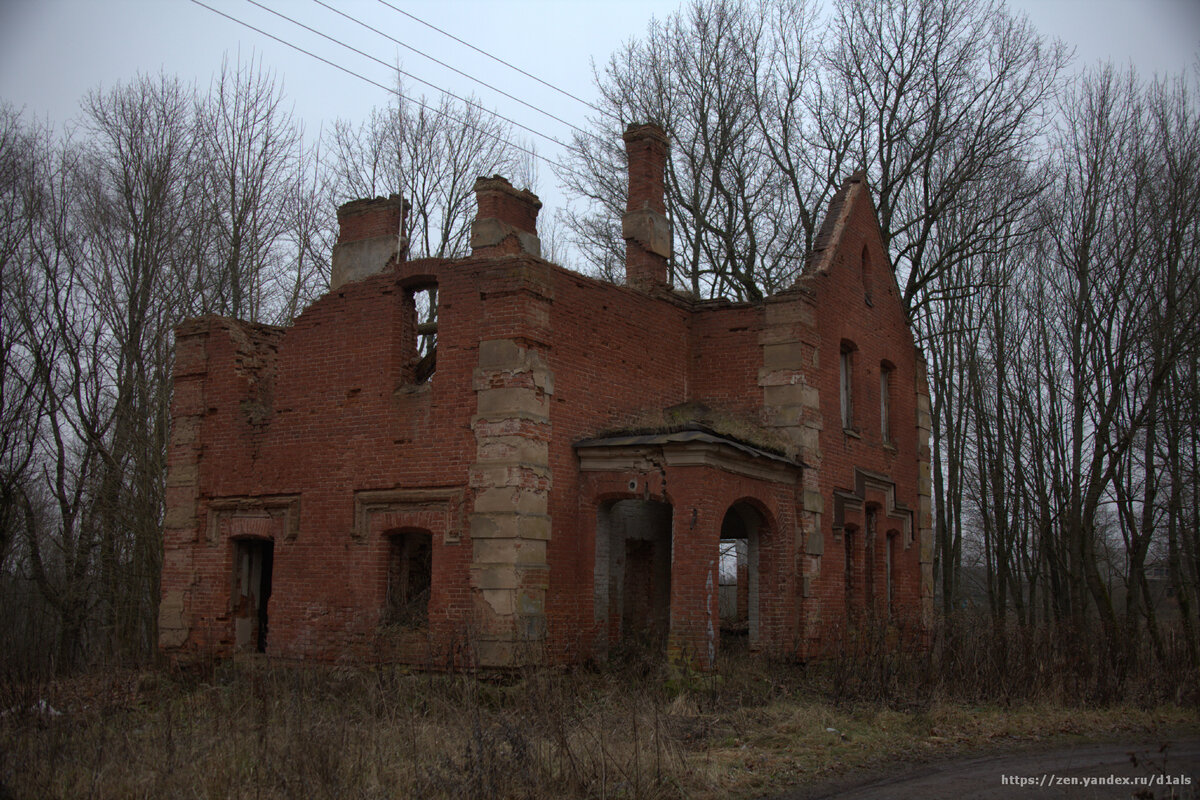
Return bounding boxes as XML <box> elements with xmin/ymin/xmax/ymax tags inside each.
<box><xmin>689</xmin><ymin>302</ymin><xmax>764</xmax><ymax>414</ymax></box>
<box><xmin>475</xmin><ymin>178</ymin><xmax>540</xmax><ymax>234</ymax></box>
<box><xmin>162</xmin><ymin>176</ymin><xmax>925</xmax><ymax>667</ymax></box>
<box><xmin>801</xmin><ymin>184</ymin><xmax>925</xmax><ymax>641</ymax></box>
<box><xmin>541</xmin><ymin>271</ymin><xmax>690</xmax><ymax>659</ymax></box>
<box><xmin>624</xmin><ymin>125</ymin><xmax>667</xmax><ymax>215</ymax></box>
<box><xmin>336</xmin><ymin>196</ymin><xmax>403</xmax><ymax>244</ymax></box>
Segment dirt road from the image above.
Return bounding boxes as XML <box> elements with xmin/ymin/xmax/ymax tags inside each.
<box><xmin>777</xmin><ymin>738</ymin><xmax>1200</xmax><ymax>799</ymax></box>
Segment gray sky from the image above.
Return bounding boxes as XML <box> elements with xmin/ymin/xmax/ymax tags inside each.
<box><xmin>1</xmin><ymin>0</ymin><xmax>1197</xmax><ymax>218</ymax></box>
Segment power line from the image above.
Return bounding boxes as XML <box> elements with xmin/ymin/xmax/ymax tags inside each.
<box><xmin>188</xmin><ymin>0</ymin><xmax>581</xmax><ymax>179</ymax></box>
<box><xmin>309</xmin><ymin>0</ymin><xmax>590</xmax><ymax>139</ymax></box>
<box><xmin>242</xmin><ymin>0</ymin><xmax>573</xmax><ymax>155</ymax></box>
<box><xmin>375</xmin><ymin>0</ymin><xmax>603</xmax><ymax>115</ymax></box>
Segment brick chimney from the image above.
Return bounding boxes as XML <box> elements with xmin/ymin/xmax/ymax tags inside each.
<box><xmin>470</xmin><ymin>176</ymin><xmax>541</xmax><ymax>258</ymax></box>
<box><xmin>622</xmin><ymin>123</ymin><xmax>672</xmax><ymax>290</ymax></box>
<box><xmin>330</xmin><ymin>194</ymin><xmax>409</xmax><ymax>290</ymax></box>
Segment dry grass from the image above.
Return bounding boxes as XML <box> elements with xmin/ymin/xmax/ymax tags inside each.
<box><xmin>2</xmin><ymin>620</ymin><xmax>1198</xmax><ymax>799</ymax></box>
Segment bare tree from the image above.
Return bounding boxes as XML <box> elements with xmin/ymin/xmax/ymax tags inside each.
<box><xmin>193</xmin><ymin>53</ymin><xmax>304</xmax><ymax>323</ymax></box>
<box><xmin>327</xmin><ymin>78</ymin><xmax>532</xmax><ymax>260</ymax></box>
<box><xmin>1010</xmin><ymin>65</ymin><xmax>1200</xmax><ymax>662</ymax></box>
<box><xmin>824</xmin><ymin>0</ymin><xmax>1067</xmax><ymax>314</ymax></box>
<box><xmin>0</xmin><ymin>105</ymin><xmax>46</xmax><ymax>573</ymax></box>
<box><xmin>562</xmin><ymin>0</ymin><xmax>830</xmax><ymax>299</ymax></box>
<box><xmin>281</xmin><ymin>129</ymin><xmax>335</xmax><ymax>319</ymax></box>
<box><xmin>70</xmin><ymin>73</ymin><xmax>204</xmax><ymax>662</ymax></box>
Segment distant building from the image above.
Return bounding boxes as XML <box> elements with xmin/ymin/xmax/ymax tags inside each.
<box><xmin>159</xmin><ymin>124</ymin><xmax>933</xmax><ymax>668</ymax></box>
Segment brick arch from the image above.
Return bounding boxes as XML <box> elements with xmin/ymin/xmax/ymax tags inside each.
<box><xmin>718</xmin><ymin>499</ymin><xmax>770</xmax><ymax>651</ymax></box>
<box><xmin>226</xmin><ymin>521</ymin><xmax>276</xmax><ymax>542</ymax></box>
<box><xmin>722</xmin><ymin>494</ymin><xmax>777</xmax><ymax>535</ymax></box>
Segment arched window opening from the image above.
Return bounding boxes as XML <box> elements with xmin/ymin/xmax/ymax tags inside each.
<box><xmin>844</xmin><ymin>523</ymin><xmax>859</xmax><ymax>618</ymax></box>
<box><xmin>880</xmin><ymin>361</ymin><xmax>895</xmax><ymax>444</ymax></box>
<box><xmin>865</xmin><ymin>505</ymin><xmax>879</xmax><ymax>615</ymax></box>
<box><xmin>886</xmin><ymin>529</ymin><xmax>900</xmax><ymax>617</ymax></box>
<box><xmin>861</xmin><ymin>244</ymin><xmax>873</xmax><ymax>306</ymax></box>
<box><xmin>840</xmin><ymin>340</ymin><xmax>857</xmax><ymax>431</ymax></box>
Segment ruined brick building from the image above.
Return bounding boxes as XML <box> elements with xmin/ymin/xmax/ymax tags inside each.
<box><xmin>159</xmin><ymin>124</ymin><xmax>933</xmax><ymax>668</ymax></box>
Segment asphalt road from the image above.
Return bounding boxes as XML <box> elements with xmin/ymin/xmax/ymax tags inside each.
<box><xmin>775</xmin><ymin>738</ymin><xmax>1200</xmax><ymax>799</ymax></box>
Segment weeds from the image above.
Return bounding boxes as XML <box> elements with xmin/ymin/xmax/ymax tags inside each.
<box><xmin>1</xmin><ymin>614</ymin><xmax>1197</xmax><ymax>799</ymax></box>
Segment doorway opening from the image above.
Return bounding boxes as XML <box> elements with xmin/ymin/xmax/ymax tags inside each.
<box><xmin>719</xmin><ymin>502</ymin><xmax>763</xmax><ymax>651</ymax></box>
<box><xmin>233</xmin><ymin>539</ymin><xmax>273</xmax><ymax>653</ymax></box>
<box><xmin>594</xmin><ymin>499</ymin><xmax>672</xmax><ymax>654</ymax></box>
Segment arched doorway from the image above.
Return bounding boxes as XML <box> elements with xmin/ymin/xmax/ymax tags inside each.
<box><xmin>719</xmin><ymin>502</ymin><xmax>766</xmax><ymax>651</ymax></box>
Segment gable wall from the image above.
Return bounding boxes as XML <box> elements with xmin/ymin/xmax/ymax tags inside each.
<box><xmin>803</xmin><ymin>184</ymin><xmax>927</xmax><ymax>647</ymax></box>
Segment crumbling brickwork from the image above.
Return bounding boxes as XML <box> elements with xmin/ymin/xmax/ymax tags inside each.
<box><xmin>160</xmin><ymin>124</ymin><xmax>932</xmax><ymax>668</ymax></box>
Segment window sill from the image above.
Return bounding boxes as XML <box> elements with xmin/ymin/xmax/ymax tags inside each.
<box><xmin>843</xmin><ymin>427</ymin><xmax>861</xmax><ymax>439</ymax></box>
<box><xmin>882</xmin><ymin>442</ymin><xmax>898</xmax><ymax>453</ymax></box>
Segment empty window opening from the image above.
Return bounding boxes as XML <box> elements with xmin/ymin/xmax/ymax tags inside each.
<box><xmin>718</xmin><ymin>539</ymin><xmax>748</xmax><ymax>630</ymax></box>
<box><xmin>840</xmin><ymin>341</ymin><xmax>857</xmax><ymax>431</ymax></box>
<box><xmin>385</xmin><ymin>530</ymin><xmax>432</xmax><ymax>627</ymax></box>
<box><xmin>865</xmin><ymin>506</ymin><xmax>878</xmax><ymax>615</ymax></box>
<box><xmin>594</xmin><ymin>499</ymin><xmax>672</xmax><ymax>654</ymax></box>
<box><xmin>233</xmin><ymin>539</ymin><xmax>273</xmax><ymax>653</ymax></box>
<box><xmin>880</xmin><ymin>361</ymin><xmax>894</xmax><ymax>443</ymax></box>
<box><xmin>844</xmin><ymin>524</ymin><xmax>858</xmax><ymax>619</ymax></box>
<box><xmin>886</xmin><ymin>530</ymin><xmax>899</xmax><ymax>617</ymax></box>
<box><xmin>718</xmin><ymin>502</ymin><xmax>764</xmax><ymax>651</ymax></box>
<box><xmin>407</xmin><ymin>283</ymin><xmax>438</xmax><ymax>383</ymax></box>
<box><xmin>861</xmin><ymin>245</ymin><xmax>873</xmax><ymax>305</ymax></box>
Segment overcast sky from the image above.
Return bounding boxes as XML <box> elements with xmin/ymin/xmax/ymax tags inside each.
<box><xmin>1</xmin><ymin>0</ymin><xmax>1197</xmax><ymax>218</ymax></box>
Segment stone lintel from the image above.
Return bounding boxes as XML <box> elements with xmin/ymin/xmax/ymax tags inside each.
<box><xmin>576</xmin><ymin>438</ymin><xmax>800</xmax><ymax>485</ymax></box>
<box><xmin>352</xmin><ymin>488</ymin><xmax>463</xmax><ymax>543</ymax></box>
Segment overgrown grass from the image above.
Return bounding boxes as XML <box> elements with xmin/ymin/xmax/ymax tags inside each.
<box><xmin>2</xmin><ymin>615</ymin><xmax>1197</xmax><ymax>799</ymax></box>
